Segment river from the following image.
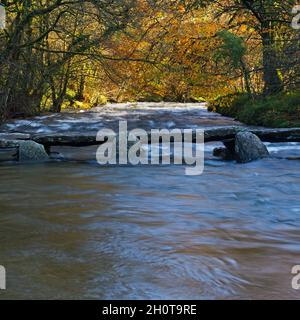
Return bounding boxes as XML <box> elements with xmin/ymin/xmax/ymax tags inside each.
<box><xmin>0</xmin><ymin>102</ymin><xmax>300</xmax><ymax>299</ymax></box>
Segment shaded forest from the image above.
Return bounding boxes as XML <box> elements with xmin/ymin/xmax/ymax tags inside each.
<box><xmin>0</xmin><ymin>0</ymin><xmax>299</xmax><ymax>124</ymax></box>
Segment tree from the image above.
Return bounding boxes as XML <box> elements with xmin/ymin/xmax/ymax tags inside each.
<box><xmin>0</xmin><ymin>0</ymin><xmax>139</xmax><ymax>119</ymax></box>
<box><xmin>215</xmin><ymin>30</ymin><xmax>252</xmax><ymax>96</ymax></box>
<box><xmin>211</xmin><ymin>0</ymin><xmax>298</xmax><ymax>94</ymax></box>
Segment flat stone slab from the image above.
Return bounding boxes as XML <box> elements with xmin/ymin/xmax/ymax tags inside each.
<box><xmin>33</xmin><ymin>132</ymin><xmax>99</xmax><ymax>147</ymax></box>
<box><xmin>0</xmin><ymin>132</ymin><xmax>31</xmax><ymax>140</ymax></box>
<box><xmin>204</xmin><ymin>126</ymin><xmax>238</xmax><ymax>142</ymax></box>
<box><xmin>251</xmin><ymin>128</ymin><xmax>300</xmax><ymax>143</ymax></box>
<box><xmin>1</xmin><ymin>127</ymin><xmax>300</xmax><ymax>148</ymax></box>
<box><xmin>30</xmin><ymin>127</ymin><xmax>300</xmax><ymax>146</ymax></box>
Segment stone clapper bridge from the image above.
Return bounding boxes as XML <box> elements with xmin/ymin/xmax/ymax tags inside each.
<box><xmin>0</xmin><ymin>126</ymin><xmax>300</xmax><ymax>163</ymax></box>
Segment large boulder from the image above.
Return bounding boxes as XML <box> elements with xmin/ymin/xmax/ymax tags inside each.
<box><xmin>235</xmin><ymin>131</ymin><xmax>269</xmax><ymax>163</ymax></box>
<box><xmin>18</xmin><ymin>140</ymin><xmax>49</xmax><ymax>161</ymax></box>
<box><xmin>0</xmin><ymin>140</ymin><xmax>49</xmax><ymax>162</ymax></box>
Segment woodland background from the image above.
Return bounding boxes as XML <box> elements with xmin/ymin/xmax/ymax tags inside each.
<box><xmin>0</xmin><ymin>1</ymin><xmax>299</xmax><ymax>126</ymax></box>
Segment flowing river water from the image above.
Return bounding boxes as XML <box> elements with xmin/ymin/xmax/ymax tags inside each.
<box><xmin>0</xmin><ymin>102</ymin><xmax>300</xmax><ymax>299</ymax></box>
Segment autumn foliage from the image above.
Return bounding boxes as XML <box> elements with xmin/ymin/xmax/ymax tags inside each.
<box><xmin>0</xmin><ymin>1</ymin><xmax>299</xmax><ymax>120</ymax></box>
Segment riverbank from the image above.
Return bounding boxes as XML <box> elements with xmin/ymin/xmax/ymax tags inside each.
<box><xmin>208</xmin><ymin>92</ymin><xmax>300</xmax><ymax>128</ymax></box>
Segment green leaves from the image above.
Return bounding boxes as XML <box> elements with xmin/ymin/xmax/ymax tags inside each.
<box><xmin>215</xmin><ymin>30</ymin><xmax>246</xmax><ymax>69</ymax></box>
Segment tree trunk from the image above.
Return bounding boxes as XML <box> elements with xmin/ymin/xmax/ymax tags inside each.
<box><xmin>240</xmin><ymin>59</ymin><xmax>252</xmax><ymax>97</ymax></box>
<box><xmin>261</xmin><ymin>29</ymin><xmax>283</xmax><ymax>95</ymax></box>
<box><xmin>76</xmin><ymin>75</ymin><xmax>85</xmax><ymax>101</ymax></box>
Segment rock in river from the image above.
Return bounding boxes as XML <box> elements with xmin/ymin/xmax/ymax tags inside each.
<box><xmin>18</xmin><ymin>140</ymin><xmax>49</xmax><ymax>161</ymax></box>
<box><xmin>0</xmin><ymin>140</ymin><xmax>49</xmax><ymax>162</ymax></box>
<box><xmin>235</xmin><ymin>131</ymin><xmax>269</xmax><ymax>163</ymax></box>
